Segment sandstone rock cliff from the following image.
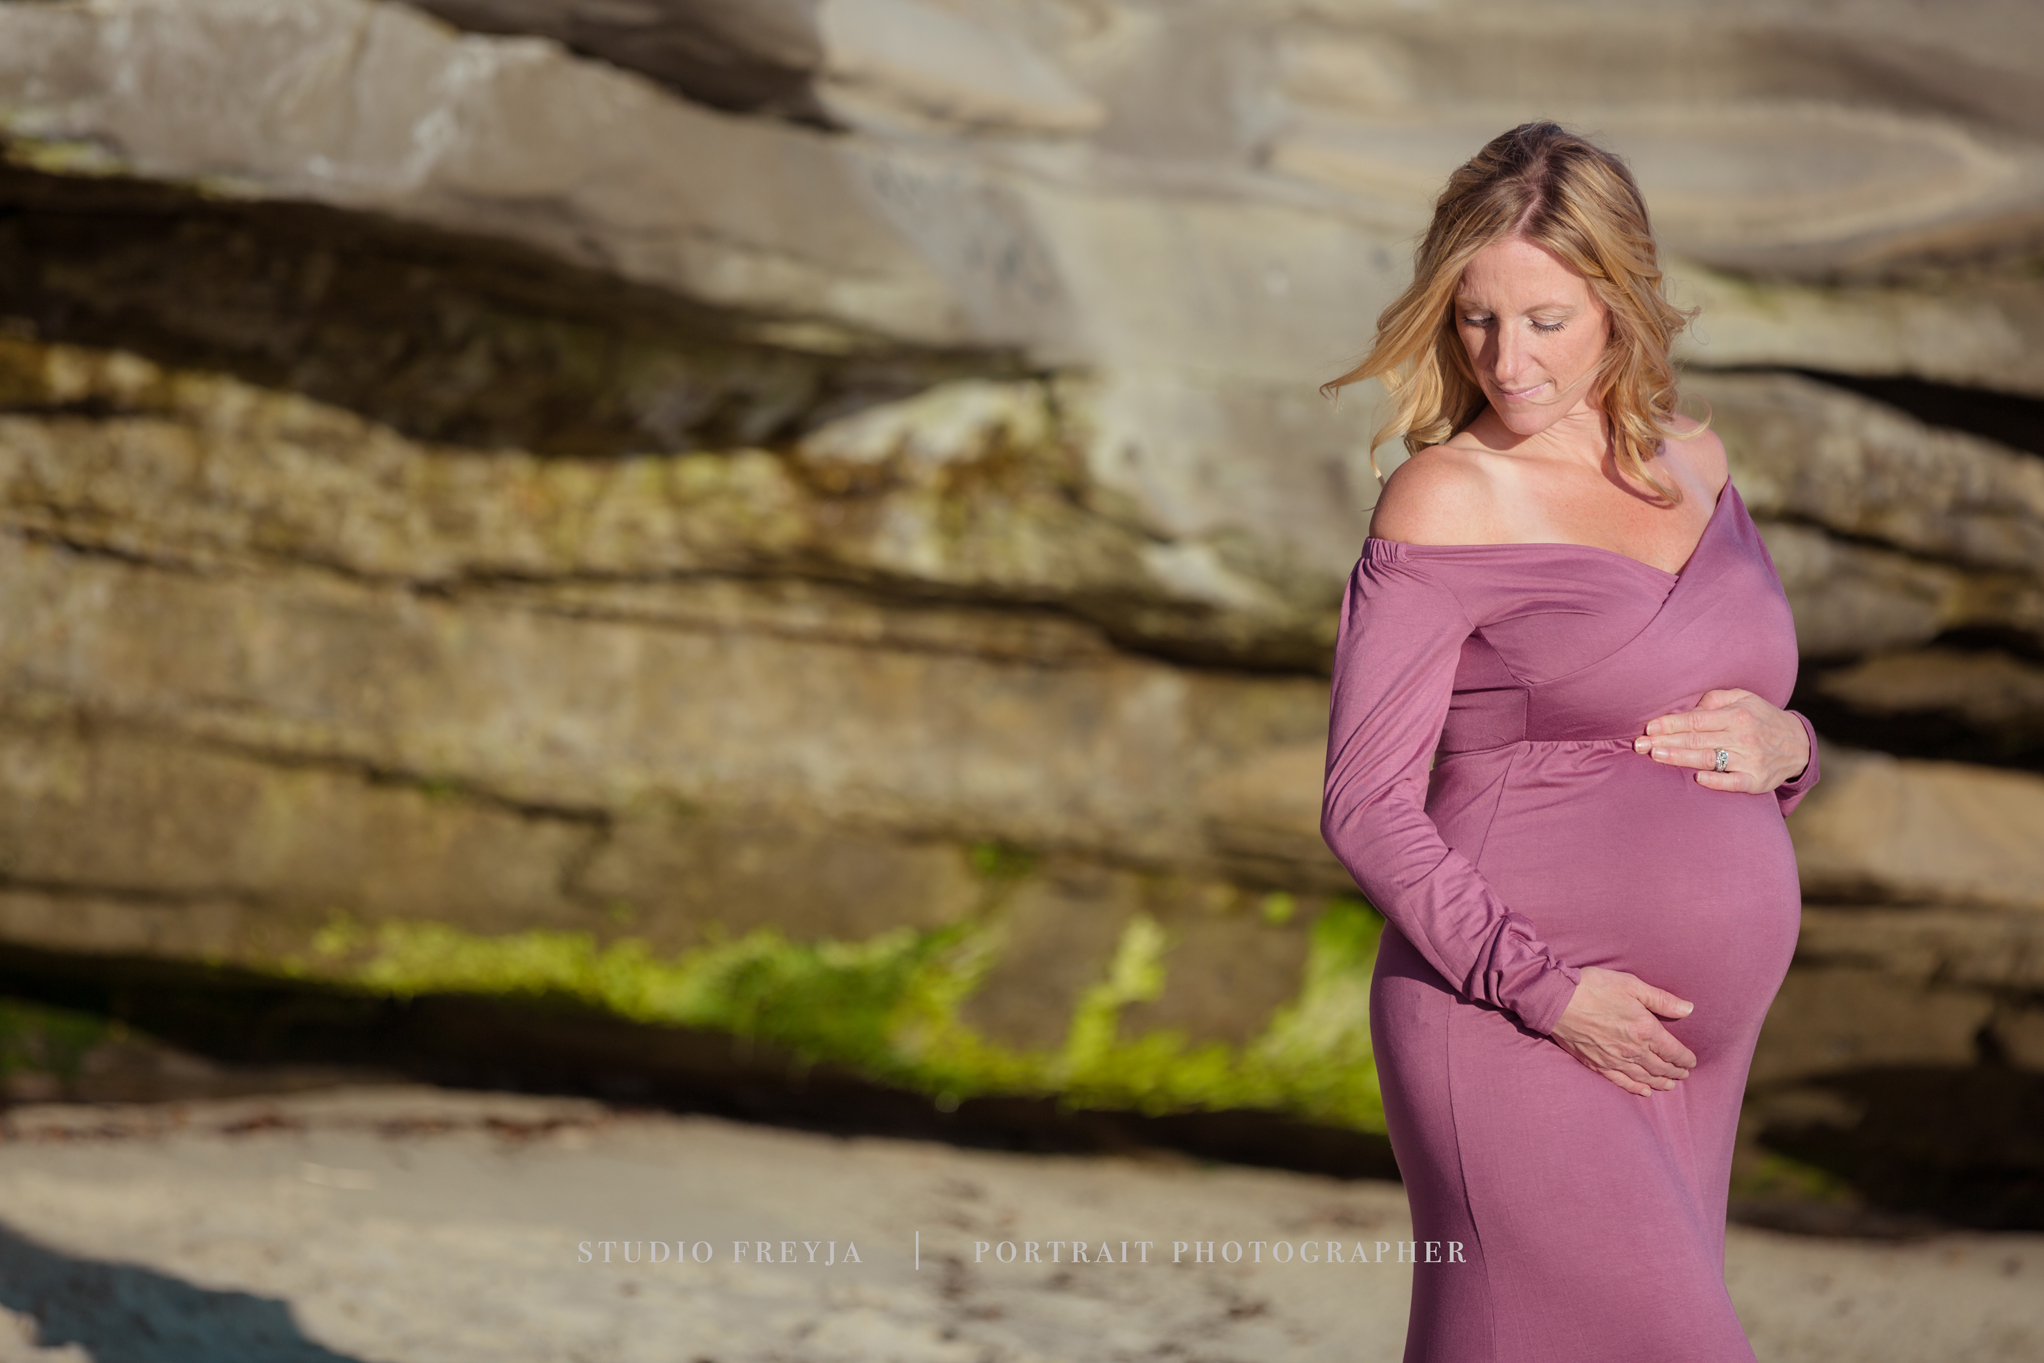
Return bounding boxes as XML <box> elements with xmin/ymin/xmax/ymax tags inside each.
<box><xmin>0</xmin><ymin>0</ymin><xmax>2040</xmax><ymax>1143</ymax></box>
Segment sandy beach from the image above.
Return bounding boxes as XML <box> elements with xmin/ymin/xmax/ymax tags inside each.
<box><xmin>0</xmin><ymin>1085</ymin><xmax>2035</xmax><ymax>1363</ymax></box>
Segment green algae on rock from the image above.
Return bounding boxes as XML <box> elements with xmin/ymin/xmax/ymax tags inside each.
<box><xmin>300</xmin><ymin>897</ymin><xmax>1387</xmax><ymax>1133</ymax></box>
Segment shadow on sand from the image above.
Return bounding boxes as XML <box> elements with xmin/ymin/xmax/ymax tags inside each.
<box><xmin>0</xmin><ymin>1222</ymin><xmax>369</xmax><ymax>1363</ymax></box>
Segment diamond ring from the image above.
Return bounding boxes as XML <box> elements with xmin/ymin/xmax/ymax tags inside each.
<box><xmin>1713</xmin><ymin>748</ymin><xmax>1730</xmax><ymax>773</ymax></box>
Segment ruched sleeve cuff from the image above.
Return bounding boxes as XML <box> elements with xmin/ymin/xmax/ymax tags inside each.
<box><xmin>1774</xmin><ymin>710</ymin><xmax>1821</xmax><ymax>817</ymax></box>
<box><xmin>1509</xmin><ymin>962</ymin><xmax>1582</xmax><ymax>1037</ymax></box>
<box><xmin>1476</xmin><ymin>906</ymin><xmax>1583</xmax><ymax>1035</ymax></box>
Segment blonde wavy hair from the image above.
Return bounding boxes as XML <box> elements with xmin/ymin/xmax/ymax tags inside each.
<box><xmin>1323</xmin><ymin>121</ymin><xmax>1701</xmax><ymax>502</ymax></box>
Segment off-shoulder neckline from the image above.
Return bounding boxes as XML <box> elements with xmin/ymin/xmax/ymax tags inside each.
<box><xmin>1362</xmin><ymin>478</ymin><xmax>1731</xmax><ymax>580</ymax></box>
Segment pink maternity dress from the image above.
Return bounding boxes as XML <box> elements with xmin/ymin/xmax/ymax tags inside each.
<box><xmin>1321</xmin><ymin>479</ymin><xmax>1821</xmax><ymax>1363</ymax></box>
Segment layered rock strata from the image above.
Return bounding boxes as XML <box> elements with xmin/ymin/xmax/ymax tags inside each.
<box><xmin>0</xmin><ymin>0</ymin><xmax>2040</xmax><ymax>1141</ymax></box>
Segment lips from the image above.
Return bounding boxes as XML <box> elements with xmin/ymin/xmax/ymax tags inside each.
<box><xmin>1494</xmin><ymin>381</ymin><xmax>1547</xmax><ymax>400</ymax></box>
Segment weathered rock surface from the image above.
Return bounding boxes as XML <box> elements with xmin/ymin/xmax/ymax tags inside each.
<box><xmin>1700</xmin><ymin>369</ymin><xmax>2044</xmax><ymax>659</ymax></box>
<box><xmin>1794</xmin><ymin>906</ymin><xmax>2044</xmax><ymax>996</ymax></box>
<box><xmin>1818</xmin><ymin>648</ymin><xmax>2044</xmax><ymax>728</ymax></box>
<box><xmin>1672</xmin><ymin>268</ymin><xmax>2044</xmax><ymax>399</ymax></box>
<box><xmin>1702</xmin><ymin>371</ymin><xmax>2044</xmax><ymax>578</ymax></box>
<box><xmin>0</xmin><ymin>0</ymin><xmax>1396</xmax><ymax>589</ymax></box>
<box><xmin>1789</xmin><ymin>745</ymin><xmax>2044</xmax><ymax>913</ymax></box>
<box><xmin>0</xmin><ymin>162</ymin><xmax>984</xmax><ymax>458</ymax></box>
<box><xmin>409</xmin><ymin>0</ymin><xmax>827</xmax><ymax>119</ymax></box>
<box><xmin>412</xmin><ymin>0</ymin><xmax>1110</xmax><ymax>136</ymax></box>
<box><xmin>1</xmin><ymin>0</ymin><xmax>2042</xmax><ymax>1123</ymax></box>
<box><xmin>1758</xmin><ymin>743</ymin><xmax>2044</xmax><ymax>1090</ymax></box>
<box><xmin>0</xmin><ymin>338</ymin><xmax>1337</xmax><ymax>665</ymax></box>
<box><xmin>1755</xmin><ymin>522</ymin><xmax>2044</xmax><ymax>662</ymax></box>
<box><xmin>1</xmin><ymin>329</ymin><xmax>2040</xmax><ymax>1088</ymax></box>
<box><xmin>1803</xmin><ymin>647</ymin><xmax>2044</xmax><ymax>769</ymax></box>
<box><xmin>1264</xmin><ymin>1</ymin><xmax>2044</xmax><ymax>278</ymax></box>
<box><xmin>7</xmin><ymin>0</ymin><xmax>2044</xmax><ymax>595</ymax></box>
<box><xmin>11</xmin><ymin>331</ymin><xmax>2042</xmax><ymax>686</ymax></box>
<box><xmin>395</xmin><ymin>1</ymin><xmax>2044</xmax><ymax>284</ymax></box>
<box><xmin>0</xmin><ymin>359</ymin><xmax>1353</xmax><ymax>1054</ymax></box>
<box><xmin>0</xmin><ymin>539</ymin><xmax>1333</xmax><ymax>876</ymax></box>
<box><xmin>1753</xmin><ymin>964</ymin><xmax>1999</xmax><ymax>1086</ymax></box>
<box><xmin>0</xmin><ymin>722</ymin><xmax>597</xmax><ymax>933</ymax></box>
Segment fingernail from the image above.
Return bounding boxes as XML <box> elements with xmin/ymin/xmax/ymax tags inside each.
<box><xmin>1678</xmin><ymin>1003</ymin><xmax>1694</xmax><ymax>1015</ymax></box>
<box><xmin>1633</xmin><ymin>737</ymin><xmax>1650</xmax><ymax>753</ymax></box>
<box><xmin>1651</xmin><ymin>747</ymin><xmax>1666</xmax><ymax>760</ymax></box>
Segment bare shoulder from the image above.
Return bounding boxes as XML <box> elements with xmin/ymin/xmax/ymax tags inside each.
<box><xmin>1367</xmin><ymin>445</ymin><xmax>1502</xmax><ymax>545</ymax></box>
<box><xmin>1665</xmin><ymin>413</ymin><xmax>1729</xmax><ymax>496</ymax></box>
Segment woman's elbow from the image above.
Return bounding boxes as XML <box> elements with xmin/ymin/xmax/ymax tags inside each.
<box><xmin>1319</xmin><ymin>782</ymin><xmax>1380</xmax><ymax>853</ymax></box>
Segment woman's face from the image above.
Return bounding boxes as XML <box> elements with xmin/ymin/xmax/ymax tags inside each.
<box><xmin>1453</xmin><ymin>236</ymin><xmax>1611</xmax><ymax>437</ymax></box>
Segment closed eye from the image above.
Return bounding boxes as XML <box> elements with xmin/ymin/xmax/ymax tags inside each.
<box><xmin>1533</xmin><ymin>319</ymin><xmax>1568</xmax><ymax>334</ymax></box>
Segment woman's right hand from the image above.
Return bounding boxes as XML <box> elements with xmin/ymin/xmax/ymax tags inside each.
<box><xmin>1549</xmin><ymin>967</ymin><xmax>1698</xmax><ymax>1096</ymax></box>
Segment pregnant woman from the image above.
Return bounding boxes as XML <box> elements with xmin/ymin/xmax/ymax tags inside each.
<box><xmin>1320</xmin><ymin>122</ymin><xmax>1819</xmax><ymax>1362</ymax></box>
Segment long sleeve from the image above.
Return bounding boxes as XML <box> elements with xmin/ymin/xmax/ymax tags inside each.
<box><xmin>1774</xmin><ymin>709</ymin><xmax>1821</xmax><ymax>816</ymax></box>
<box><xmin>1320</xmin><ymin>552</ymin><xmax>1581</xmax><ymax>1036</ymax></box>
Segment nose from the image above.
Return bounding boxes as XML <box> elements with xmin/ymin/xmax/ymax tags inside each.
<box><xmin>1490</xmin><ymin>323</ymin><xmax>1534</xmax><ymax>388</ymax></box>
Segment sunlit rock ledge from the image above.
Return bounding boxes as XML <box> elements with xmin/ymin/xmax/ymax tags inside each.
<box><xmin>0</xmin><ymin>0</ymin><xmax>2041</xmax><ymax>1129</ymax></box>
<box><xmin>1</xmin><ymin>332</ymin><xmax>2041</xmax><ymax>1119</ymax></box>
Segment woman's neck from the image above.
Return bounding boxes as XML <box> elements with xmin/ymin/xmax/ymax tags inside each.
<box><xmin>1462</xmin><ymin>400</ymin><xmax>1611</xmax><ymax>473</ymax></box>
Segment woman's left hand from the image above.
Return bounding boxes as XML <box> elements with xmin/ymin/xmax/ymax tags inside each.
<box><xmin>1634</xmin><ymin>688</ymin><xmax>1810</xmax><ymax>793</ymax></box>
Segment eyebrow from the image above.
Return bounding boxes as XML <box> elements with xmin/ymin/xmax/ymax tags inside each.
<box><xmin>1454</xmin><ymin>300</ymin><xmax>1581</xmax><ymax>314</ymax></box>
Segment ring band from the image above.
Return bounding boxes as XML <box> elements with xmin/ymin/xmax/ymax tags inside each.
<box><xmin>1713</xmin><ymin>748</ymin><xmax>1730</xmax><ymax>772</ymax></box>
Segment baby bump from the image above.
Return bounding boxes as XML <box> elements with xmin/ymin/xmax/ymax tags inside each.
<box><xmin>1432</xmin><ymin>743</ymin><xmax>1802</xmax><ymax>1060</ymax></box>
